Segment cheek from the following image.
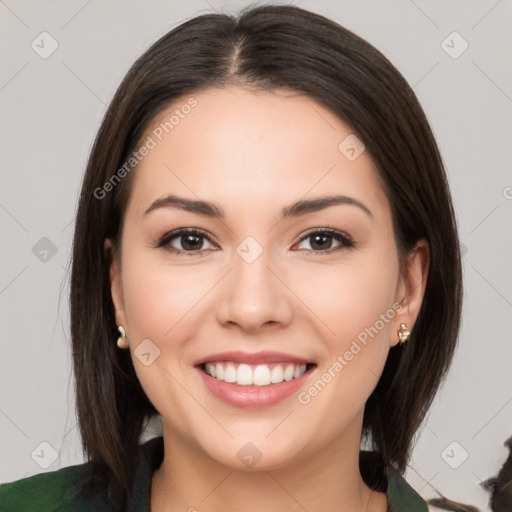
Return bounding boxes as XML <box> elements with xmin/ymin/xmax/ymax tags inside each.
<box><xmin>294</xmin><ymin>252</ymin><xmax>399</xmax><ymax>349</ymax></box>
<box><xmin>292</xmin><ymin>251</ymin><xmax>400</xmax><ymax>415</ymax></box>
<box><xmin>121</xmin><ymin>250</ymin><xmax>207</xmax><ymax>341</ymax></box>
<box><xmin>339</xmin><ymin>268</ymin><xmax>397</xmax><ymax>345</ymax></box>
<box><xmin>118</xmin><ymin>250</ymin><xmax>208</xmax><ymax>430</ymax></box>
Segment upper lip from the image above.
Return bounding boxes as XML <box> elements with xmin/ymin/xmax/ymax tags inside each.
<box><xmin>193</xmin><ymin>351</ymin><xmax>314</xmax><ymax>366</ymax></box>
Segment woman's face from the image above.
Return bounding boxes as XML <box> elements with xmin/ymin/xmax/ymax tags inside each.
<box><xmin>109</xmin><ymin>85</ymin><xmax>427</xmax><ymax>470</ymax></box>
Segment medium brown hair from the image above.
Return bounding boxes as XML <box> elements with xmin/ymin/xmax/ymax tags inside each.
<box><xmin>70</xmin><ymin>4</ymin><xmax>463</xmax><ymax>509</ymax></box>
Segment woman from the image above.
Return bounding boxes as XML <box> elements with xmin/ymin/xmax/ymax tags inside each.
<box><xmin>0</xmin><ymin>4</ymin><xmax>462</xmax><ymax>511</ymax></box>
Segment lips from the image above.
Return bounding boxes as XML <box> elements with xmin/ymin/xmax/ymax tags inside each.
<box><xmin>194</xmin><ymin>351</ymin><xmax>317</xmax><ymax>408</ymax></box>
<box><xmin>193</xmin><ymin>350</ymin><xmax>313</xmax><ymax>366</ymax></box>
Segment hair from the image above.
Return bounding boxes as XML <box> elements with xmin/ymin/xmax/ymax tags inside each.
<box><xmin>70</xmin><ymin>3</ymin><xmax>463</xmax><ymax>510</ymax></box>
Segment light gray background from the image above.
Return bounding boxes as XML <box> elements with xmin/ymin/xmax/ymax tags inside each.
<box><xmin>1</xmin><ymin>1</ymin><xmax>511</xmax><ymax>510</ymax></box>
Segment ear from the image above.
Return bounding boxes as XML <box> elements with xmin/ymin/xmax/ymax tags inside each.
<box><xmin>104</xmin><ymin>238</ymin><xmax>129</xmax><ymax>348</ymax></box>
<box><xmin>391</xmin><ymin>238</ymin><xmax>430</xmax><ymax>347</ymax></box>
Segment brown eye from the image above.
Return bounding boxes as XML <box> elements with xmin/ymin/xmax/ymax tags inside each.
<box><xmin>179</xmin><ymin>233</ymin><xmax>204</xmax><ymax>251</ymax></box>
<box><xmin>157</xmin><ymin>228</ymin><xmax>216</xmax><ymax>255</ymax></box>
<box><xmin>295</xmin><ymin>229</ymin><xmax>353</xmax><ymax>254</ymax></box>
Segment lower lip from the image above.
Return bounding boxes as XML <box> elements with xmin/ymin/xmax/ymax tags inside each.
<box><xmin>196</xmin><ymin>366</ymin><xmax>315</xmax><ymax>409</ymax></box>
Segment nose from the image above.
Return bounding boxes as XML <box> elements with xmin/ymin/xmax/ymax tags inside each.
<box><xmin>215</xmin><ymin>248</ymin><xmax>294</xmax><ymax>333</ymax></box>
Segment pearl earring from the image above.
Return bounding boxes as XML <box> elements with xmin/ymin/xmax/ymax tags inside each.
<box><xmin>117</xmin><ymin>325</ymin><xmax>128</xmax><ymax>349</ymax></box>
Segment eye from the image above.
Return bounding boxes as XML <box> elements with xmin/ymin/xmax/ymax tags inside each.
<box><xmin>156</xmin><ymin>227</ymin><xmax>354</xmax><ymax>256</ymax></box>
<box><xmin>156</xmin><ymin>228</ymin><xmax>217</xmax><ymax>255</ymax></box>
<box><xmin>294</xmin><ymin>229</ymin><xmax>354</xmax><ymax>254</ymax></box>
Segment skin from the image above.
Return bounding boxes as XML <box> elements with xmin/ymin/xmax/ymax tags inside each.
<box><xmin>107</xmin><ymin>86</ymin><xmax>429</xmax><ymax>511</ymax></box>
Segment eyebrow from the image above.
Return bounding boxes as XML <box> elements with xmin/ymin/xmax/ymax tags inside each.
<box><xmin>143</xmin><ymin>194</ymin><xmax>373</xmax><ymax>220</ymax></box>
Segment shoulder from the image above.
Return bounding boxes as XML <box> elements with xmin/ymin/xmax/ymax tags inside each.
<box><xmin>385</xmin><ymin>466</ymin><xmax>429</xmax><ymax>512</ymax></box>
<box><xmin>359</xmin><ymin>451</ymin><xmax>429</xmax><ymax>512</ymax></box>
<box><xmin>0</xmin><ymin>463</ymin><xmax>110</xmax><ymax>512</ymax></box>
<box><xmin>0</xmin><ymin>437</ymin><xmax>164</xmax><ymax>512</ymax></box>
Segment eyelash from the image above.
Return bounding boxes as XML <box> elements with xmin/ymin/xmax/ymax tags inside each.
<box><xmin>155</xmin><ymin>227</ymin><xmax>355</xmax><ymax>257</ymax></box>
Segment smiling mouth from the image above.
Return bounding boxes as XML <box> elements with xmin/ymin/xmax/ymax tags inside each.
<box><xmin>199</xmin><ymin>362</ymin><xmax>317</xmax><ymax>387</ymax></box>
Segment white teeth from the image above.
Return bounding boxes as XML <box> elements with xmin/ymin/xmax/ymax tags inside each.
<box><xmin>283</xmin><ymin>364</ymin><xmax>294</xmax><ymax>381</ymax></box>
<box><xmin>294</xmin><ymin>364</ymin><xmax>306</xmax><ymax>378</ymax></box>
<box><xmin>270</xmin><ymin>365</ymin><xmax>283</xmax><ymax>383</ymax></box>
<box><xmin>205</xmin><ymin>363</ymin><xmax>216</xmax><ymax>378</ymax></box>
<box><xmin>202</xmin><ymin>362</ymin><xmax>309</xmax><ymax>386</ymax></box>
<box><xmin>253</xmin><ymin>364</ymin><xmax>271</xmax><ymax>386</ymax></box>
<box><xmin>224</xmin><ymin>364</ymin><xmax>237</xmax><ymax>383</ymax></box>
<box><xmin>237</xmin><ymin>364</ymin><xmax>253</xmax><ymax>386</ymax></box>
<box><xmin>215</xmin><ymin>363</ymin><xmax>224</xmax><ymax>380</ymax></box>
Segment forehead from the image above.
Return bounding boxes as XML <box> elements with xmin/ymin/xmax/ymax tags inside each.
<box><xmin>126</xmin><ymin>86</ymin><xmax>389</xmax><ymax>220</ymax></box>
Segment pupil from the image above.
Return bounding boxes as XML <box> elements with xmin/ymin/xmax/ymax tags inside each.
<box><xmin>311</xmin><ymin>234</ymin><xmax>330</xmax><ymax>251</ymax></box>
<box><xmin>182</xmin><ymin>234</ymin><xmax>201</xmax><ymax>251</ymax></box>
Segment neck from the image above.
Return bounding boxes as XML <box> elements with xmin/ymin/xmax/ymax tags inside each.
<box><xmin>150</xmin><ymin>415</ymin><xmax>387</xmax><ymax>512</ymax></box>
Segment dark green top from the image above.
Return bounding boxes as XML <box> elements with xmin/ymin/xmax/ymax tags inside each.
<box><xmin>0</xmin><ymin>436</ymin><xmax>428</xmax><ymax>511</ymax></box>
